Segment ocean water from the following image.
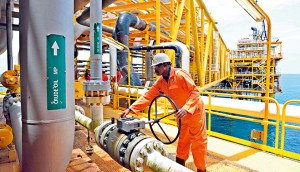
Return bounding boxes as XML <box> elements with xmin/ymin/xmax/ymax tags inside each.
<box><xmin>210</xmin><ymin>74</ymin><xmax>300</xmax><ymax>154</ymax></box>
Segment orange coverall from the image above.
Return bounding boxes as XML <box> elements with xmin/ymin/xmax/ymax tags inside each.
<box><xmin>129</xmin><ymin>68</ymin><xmax>207</xmax><ymax>170</ymax></box>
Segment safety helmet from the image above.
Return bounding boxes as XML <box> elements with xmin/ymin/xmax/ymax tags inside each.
<box><xmin>151</xmin><ymin>53</ymin><xmax>171</xmax><ymax>66</ymax></box>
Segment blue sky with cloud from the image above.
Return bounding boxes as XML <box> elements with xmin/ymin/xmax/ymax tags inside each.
<box><xmin>203</xmin><ymin>0</ymin><xmax>300</xmax><ymax>74</ymax></box>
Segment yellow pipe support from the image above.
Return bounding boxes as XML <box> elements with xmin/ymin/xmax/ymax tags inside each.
<box><xmin>190</xmin><ymin>1</ymin><xmax>201</xmax><ymax>86</ymax></box>
<box><xmin>166</xmin><ymin>0</ymin><xmax>186</xmax><ymax>65</ymax></box>
<box><xmin>198</xmin><ymin>75</ymin><xmax>229</xmax><ymax>92</ymax></box>
<box><xmin>208</xmin><ymin>94</ymin><xmax>212</xmax><ymax>132</ymax></box>
<box><xmin>262</xmin><ymin>97</ymin><xmax>281</xmax><ymax>150</ymax></box>
<box><xmin>104</xmin><ymin>1</ymin><xmax>156</xmax><ymax>12</ymax></box>
<box><xmin>185</xmin><ymin>0</ymin><xmax>191</xmax><ymax>50</ymax></box>
<box><xmin>200</xmin><ymin>8</ymin><xmax>205</xmax><ymax>69</ymax></box>
<box><xmin>155</xmin><ymin>0</ymin><xmax>161</xmax><ymax>50</ymax></box>
<box><xmin>280</xmin><ymin>100</ymin><xmax>300</xmax><ymax>157</ymax></box>
<box><xmin>202</xmin><ymin>22</ymin><xmax>213</xmax><ymax>85</ymax></box>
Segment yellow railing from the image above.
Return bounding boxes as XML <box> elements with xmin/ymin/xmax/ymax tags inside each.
<box><xmin>113</xmin><ymin>88</ymin><xmax>300</xmax><ymax>161</ymax></box>
<box><xmin>280</xmin><ymin>100</ymin><xmax>300</xmax><ymax>159</ymax></box>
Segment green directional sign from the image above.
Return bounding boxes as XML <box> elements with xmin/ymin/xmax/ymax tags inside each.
<box><xmin>46</xmin><ymin>34</ymin><xmax>66</xmax><ymax>110</ymax></box>
<box><xmin>94</xmin><ymin>23</ymin><xmax>101</xmax><ymax>54</ymax></box>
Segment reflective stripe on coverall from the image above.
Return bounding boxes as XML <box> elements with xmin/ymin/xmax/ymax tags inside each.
<box><xmin>129</xmin><ymin>68</ymin><xmax>207</xmax><ymax>170</ymax></box>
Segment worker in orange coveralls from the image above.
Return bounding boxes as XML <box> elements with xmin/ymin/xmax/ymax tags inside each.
<box><xmin>120</xmin><ymin>53</ymin><xmax>207</xmax><ymax>172</ymax></box>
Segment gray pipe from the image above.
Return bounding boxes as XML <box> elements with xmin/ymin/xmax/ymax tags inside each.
<box><xmin>6</xmin><ymin>0</ymin><xmax>13</xmax><ymax>70</ymax></box>
<box><xmin>20</xmin><ymin>0</ymin><xmax>74</xmax><ymax>171</ymax></box>
<box><xmin>7</xmin><ymin>99</ymin><xmax>22</xmax><ymax>164</ymax></box>
<box><xmin>94</xmin><ymin>122</ymin><xmax>193</xmax><ymax>172</ymax></box>
<box><xmin>76</xmin><ymin>0</ymin><xmax>116</xmax><ymax>33</ymax></box>
<box><xmin>114</xmin><ymin>12</ymin><xmax>156</xmax><ymax>86</ymax></box>
<box><xmin>0</xmin><ymin>23</ymin><xmax>19</xmax><ymax>31</ymax></box>
<box><xmin>89</xmin><ymin>0</ymin><xmax>102</xmax><ymax>81</ymax></box>
<box><xmin>130</xmin><ymin>45</ymin><xmax>182</xmax><ymax>68</ymax></box>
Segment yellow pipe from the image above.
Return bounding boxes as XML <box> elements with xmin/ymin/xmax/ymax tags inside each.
<box><xmin>199</xmin><ymin>8</ymin><xmax>205</xmax><ymax>85</ymax></box>
<box><xmin>208</xmin><ymin>94</ymin><xmax>212</xmax><ymax>131</ymax></box>
<box><xmin>262</xmin><ymin>97</ymin><xmax>280</xmax><ymax>149</ymax></box>
<box><xmin>209</xmin><ymin>36</ymin><xmax>213</xmax><ymax>83</ymax></box>
<box><xmin>202</xmin><ymin>22</ymin><xmax>213</xmax><ymax>85</ymax></box>
<box><xmin>166</xmin><ymin>0</ymin><xmax>186</xmax><ymax>65</ymax></box>
<box><xmin>198</xmin><ymin>75</ymin><xmax>229</xmax><ymax>92</ymax></box>
<box><xmin>185</xmin><ymin>0</ymin><xmax>191</xmax><ymax>50</ymax></box>
<box><xmin>155</xmin><ymin>0</ymin><xmax>161</xmax><ymax>50</ymax></box>
<box><xmin>190</xmin><ymin>1</ymin><xmax>201</xmax><ymax>85</ymax></box>
<box><xmin>280</xmin><ymin>100</ymin><xmax>300</xmax><ymax>156</ymax></box>
<box><xmin>246</xmin><ymin>0</ymin><xmax>271</xmax><ymax>97</ymax></box>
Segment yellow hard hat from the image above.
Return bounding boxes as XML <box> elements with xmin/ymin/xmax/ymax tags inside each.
<box><xmin>152</xmin><ymin>53</ymin><xmax>171</xmax><ymax>66</ymax></box>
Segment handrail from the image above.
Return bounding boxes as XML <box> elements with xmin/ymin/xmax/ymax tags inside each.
<box><xmin>280</xmin><ymin>100</ymin><xmax>300</xmax><ymax>157</ymax></box>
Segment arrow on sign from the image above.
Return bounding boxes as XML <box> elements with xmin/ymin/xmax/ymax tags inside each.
<box><xmin>51</xmin><ymin>41</ymin><xmax>59</xmax><ymax>56</ymax></box>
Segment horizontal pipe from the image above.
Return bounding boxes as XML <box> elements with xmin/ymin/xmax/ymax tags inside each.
<box><xmin>129</xmin><ymin>45</ymin><xmax>181</xmax><ymax>67</ymax></box>
<box><xmin>0</xmin><ymin>23</ymin><xmax>19</xmax><ymax>31</ymax></box>
<box><xmin>75</xmin><ymin>105</ymin><xmax>100</xmax><ymax>131</ymax></box>
<box><xmin>146</xmin><ymin>151</ymin><xmax>193</xmax><ymax>172</ymax></box>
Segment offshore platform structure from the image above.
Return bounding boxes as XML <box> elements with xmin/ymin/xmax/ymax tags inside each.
<box><xmin>209</xmin><ymin>25</ymin><xmax>283</xmax><ymax>98</ymax></box>
<box><xmin>1</xmin><ymin>0</ymin><xmax>299</xmax><ymax>172</ymax></box>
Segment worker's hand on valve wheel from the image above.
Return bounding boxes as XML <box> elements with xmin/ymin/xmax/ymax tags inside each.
<box><xmin>119</xmin><ymin>108</ymin><xmax>130</xmax><ymax>118</ymax></box>
<box><xmin>176</xmin><ymin>108</ymin><xmax>187</xmax><ymax>119</ymax></box>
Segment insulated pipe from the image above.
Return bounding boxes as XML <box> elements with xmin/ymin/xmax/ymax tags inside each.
<box><xmin>146</xmin><ymin>151</ymin><xmax>193</xmax><ymax>172</ymax></box>
<box><xmin>114</xmin><ymin>12</ymin><xmax>156</xmax><ymax>86</ymax></box>
<box><xmin>110</xmin><ymin>45</ymin><xmax>117</xmax><ymax>79</ymax></box>
<box><xmin>161</xmin><ymin>42</ymin><xmax>190</xmax><ymax>71</ymax></box>
<box><xmin>6</xmin><ymin>0</ymin><xmax>13</xmax><ymax>70</ymax></box>
<box><xmin>129</xmin><ymin>45</ymin><xmax>181</xmax><ymax>67</ymax></box>
<box><xmin>145</xmin><ymin>50</ymin><xmax>153</xmax><ymax>80</ymax></box>
<box><xmin>94</xmin><ymin>122</ymin><xmax>193</xmax><ymax>172</ymax></box>
<box><xmin>89</xmin><ymin>0</ymin><xmax>102</xmax><ymax>81</ymax></box>
<box><xmin>20</xmin><ymin>1</ymin><xmax>74</xmax><ymax>171</ymax></box>
<box><xmin>7</xmin><ymin>100</ymin><xmax>22</xmax><ymax>163</ymax></box>
<box><xmin>75</xmin><ymin>19</ymin><xmax>114</xmax><ymax>35</ymax></box>
<box><xmin>75</xmin><ymin>0</ymin><xmax>116</xmax><ymax>33</ymax></box>
<box><xmin>76</xmin><ymin>0</ymin><xmax>117</xmax><ymax>24</ymax></box>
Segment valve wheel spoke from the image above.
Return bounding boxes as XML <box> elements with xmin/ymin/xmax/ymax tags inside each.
<box><xmin>148</xmin><ymin>95</ymin><xmax>181</xmax><ymax>144</ymax></box>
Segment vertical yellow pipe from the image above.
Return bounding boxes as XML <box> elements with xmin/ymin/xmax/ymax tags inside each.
<box><xmin>190</xmin><ymin>1</ymin><xmax>201</xmax><ymax>85</ymax></box>
<box><xmin>155</xmin><ymin>0</ymin><xmax>161</xmax><ymax>53</ymax></box>
<box><xmin>203</xmin><ymin>22</ymin><xmax>212</xmax><ymax>85</ymax></box>
<box><xmin>185</xmin><ymin>0</ymin><xmax>190</xmax><ymax>48</ymax></box>
<box><xmin>185</xmin><ymin>0</ymin><xmax>191</xmax><ymax>73</ymax></box>
<box><xmin>253</xmin><ymin>1</ymin><xmax>272</xmax><ymax>145</ymax></box>
<box><xmin>166</xmin><ymin>0</ymin><xmax>186</xmax><ymax>66</ymax></box>
<box><xmin>209</xmin><ymin>35</ymin><xmax>213</xmax><ymax>83</ymax></box>
<box><xmin>200</xmin><ymin>8</ymin><xmax>205</xmax><ymax>86</ymax></box>
<box><xmin>169</xmin><ymin>0</ymin><xmax>175</xmax><ymax>65</ymax></box>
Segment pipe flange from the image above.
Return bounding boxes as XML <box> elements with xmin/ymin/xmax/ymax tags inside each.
<box><xmin>95</xmin><ymin>121</ymin><xmax>112</xmax><ymax>146</ymax></box>
<box><xmin>115</xmin><ymin>131</ymin><xmax>145</xmax><ymax>166</ymax></box>
<box><xmin>106</xmin><ymin>127</ymin><xmax>125</xmax><ymax>160</ymax></box>
<box><xmin>100</xmin><ymin>123</ymin><xmax>116</xmax><ymax>150</ymax></box>
<box><xmin>124</xmin><ymin>135</ymin><xmax>149</xmax><ymax>169</ymax></box>
<box><xmin>129</xmin><ymin>137</ymin><xmax>157</xmax><ymax>172</ymax></box>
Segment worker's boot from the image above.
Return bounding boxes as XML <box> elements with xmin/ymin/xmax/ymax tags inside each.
<box><xmin>197</xmin><ymin>169</ymin><xmax>206</xmax><ymax>172</ymax></box>
<box><xmin>176</xmin><ymin>157</ymin><xmax>186</xmax><ymax>166</ymax></box>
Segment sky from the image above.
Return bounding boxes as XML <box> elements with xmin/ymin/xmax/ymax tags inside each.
<box><xmin>203</xmin><ymin>0</ymin><xmax>300</xmax><ymax>74</ymax></box>
<box><xmin>0</xmin><ymin>0</ymin><xmax>300</xmax><ymax>74</ymax></box>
